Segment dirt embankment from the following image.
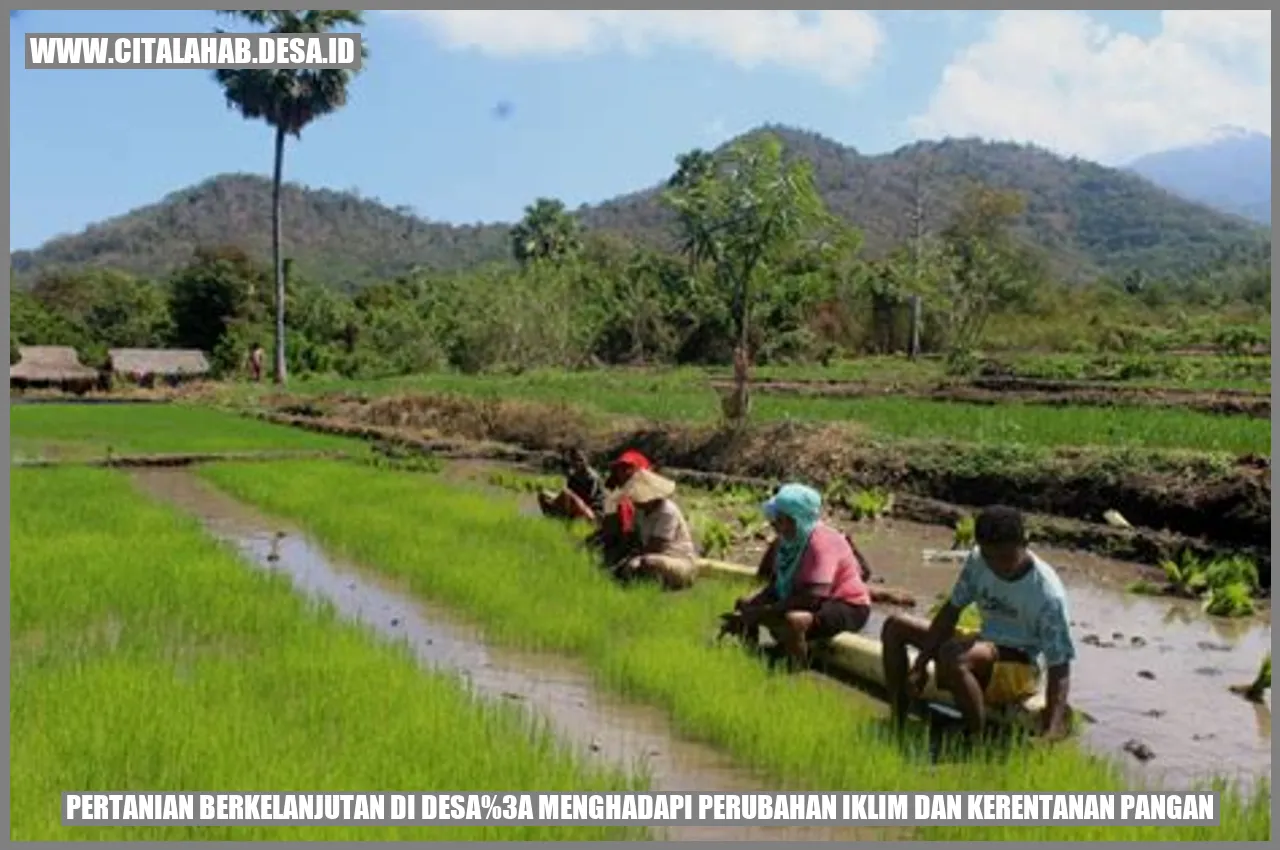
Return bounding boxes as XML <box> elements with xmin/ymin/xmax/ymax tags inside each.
<box><xmin>707</xmin><ymin>377</ymin><xmax>1271</xmax><ymax>418</ymax></box>
<box><xmin>261</xmin><ymin>392</ymin><xmax>1272</xmax><ymax>584</ymax></box>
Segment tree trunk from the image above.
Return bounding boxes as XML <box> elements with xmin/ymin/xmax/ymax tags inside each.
<box><xmin>908</xmin><ymin>295</ymin><xmax>922</xmax><ymax>360</ymax></box>
<box><xmin>271</xmin><ymin>125</ymin><xmax>288</xmax><ymax>386</ymax></box>
<box><xmin>730</xmin><ymin>263</ymin><xmax>753</xmax><ymax>426</ymax></box>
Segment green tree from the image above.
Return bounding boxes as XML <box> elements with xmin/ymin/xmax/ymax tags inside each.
<box><xmin>510</xmin><ymin>198</ymin><xmax>582</xmax><ymax>268</ymax></box>
<box><xmin>84</xmin><ymin>271</ymin><xmax>173</xmax><ymax>349</ymax></box>
<box><xmin>661</xmin><ymin>132</ymin><xmax>830</xmax><ymax>422</ymax></box>
<box><xmin>168</xmin><ymin>246</ymin><xmax>271</xmax><ymax>374</ymax></box>
<box><xmin>22</xmin><ymin>268</ymin><xmax>170</xmax><ymax>363</ymax></box>
<box><xmin>212</xmin><ymin>9</ymin><xmax>367</xmax><ymax>385</ymax></box>
<box><xmin>932</xmin><ymin>185</ymin><xmax>1044</xmax><ymax>358</ymax></box>
<box><xmin>11</xmin><ymin>289</ymin><xmax>92</xmax><ymax>355</ymax></box>
<box><xmin>666</xmin><ymin>148</ymin><xmax>717</xmax><ymax>273</ymax></box>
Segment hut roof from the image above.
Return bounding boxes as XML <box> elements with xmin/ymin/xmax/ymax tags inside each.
<box><xmin>9</xmin><ymin>346</ymin><xmax>99</xmax><ymax>382</ymax></box>
<box><xmin>109</xmin><ymin>348</ymin><xmax>210</xmax><ymax>377</ymax></box>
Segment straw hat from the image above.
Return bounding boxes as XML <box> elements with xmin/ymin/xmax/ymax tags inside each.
<box><xmin>622</xmin><ymin>468</ymin><xmax>677</xmax><ymax>505</ymax></box>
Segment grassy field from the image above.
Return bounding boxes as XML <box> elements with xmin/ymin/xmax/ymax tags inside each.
<box><xmin>200</xmin><ymin>459</ymin><xmax>1271</xmax><ymax>841</ymax></box>
<box><xmin>278</xmin><ymin>369</ymin><xmax>1271</xmax><ymax>456</ymax></box>
<box><xmin>10</xmin><ymin>403</ymin><xmax>357</xmax><ymax>460</ymax></box>
<box><xmin>274</xmin><ymin>352</ymin><xmax>1269</xmax><ymax>393</ymax></box>
<box><xmin>729</xmin><ymin>354</ymin><xmax>1269</xmax><ymax>391</ymax></box>
<box><xmin>10</xmin><ymin>467</ymin><xmax>645</xmax><ymax>841</ymax></box>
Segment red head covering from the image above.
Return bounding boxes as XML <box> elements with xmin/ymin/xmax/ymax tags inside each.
<box><xmin>608</xmin><ymin>450</ymin><xmax>653</xmax><ymax>534</ymax></box>
<box><xmin>612</xmin><ymin>450</ymin><xmax>652</xmax><ymax>471</ymax></box>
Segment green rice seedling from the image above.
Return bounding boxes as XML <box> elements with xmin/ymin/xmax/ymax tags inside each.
<box><xmin>739</xmin><ymin>517</ymin><xmax>771</xmax><ymax>540</ymax></box>
<box><xmin>11</xmin><ymin>403</ymin><xmax>355</xmax><ymax>458</ymax></box>
<box><xmin>1203</xmin><ymin>583</ymin><xmax>1256</xmax><ymax>618</ymax></box>
<box><xmin>1203</xmin><ymin>554</ymin><xmax>1261</xmax><ymax>594</ymax></box>
<box><xmin>695</xmin><ymin>517</ymin><xmax>735</xmax><ymax>560</ymax></box>
<box><xmin>1230</xmin><ymin>654</ymin><xmax>1272</xmax><ymax>703</ymax></box>
<box><xmin>11</xmin><ymin>467</ymin><xmax>646</xmax><ymax>842</ymax></box>
<box><xmin>1148</xmin><ymin>552</ymin><xmax>1260</xmax><ymax>617</ymax></box>
<box><xmin>1161</xmin><ymin>552</ymin><xmax>1211</xmax><ymax>597</ymax></box>
<box><xmin>202</xmin><ymin>460</ymin><xmax>1271</xmax><ymax>841</ymax></box>
<box><xmin>823</xmin><ymin>476</ymin><xmax>856</xmax><ymax>509</ymax></box>
<box><xmin>847</xmin><ymin>488</ymin><xmax>894</xmax><ymax>521</ymax></box>
<box><xmin>486</xmin><ymin>470</ymin><xmax>560</xmax><ymax>494</ymax></box>
<box><xmin>952</xmin><ymin>515</ymin><xmax>976</xmax><ymax>550</ymax></box>
<box><xmin>824</xmin><ymin>479</ymin><xmax>893</xmax><ymax>521</ymax></box>
<box><xmin>1125</xmin><ymin>578</ymin><xmax>1164</xmax><ymax>596</ymax></box>
<box><xmin>365</xmin><ymin>452</ymin><xmax>443</xmax><ymax>474</ymax></box>
<box><xmin>714</xmin><ymin>483</ymin><xmax>762</xmax><ymax>507</ymax></box>
<box><xmin>688</xmin><ymin>509</ymin><xmax>734</xmax><ymax>559</ymax></box>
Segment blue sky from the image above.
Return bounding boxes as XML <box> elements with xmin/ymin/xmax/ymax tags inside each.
<box><xmin>9</xmin><ymin>10</ymin><xmax>1271</xmax><ymax>251</ymax></box>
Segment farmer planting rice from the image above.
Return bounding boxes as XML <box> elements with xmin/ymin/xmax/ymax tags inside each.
<box><xmin>604</xmin><ymin>449</ymin><xmax>652</xmax><ymax>531</ymax></box>
<box><xmin>881</xmin><ymin>505</ymin><xmax>1075</xmax><ymax>743</ymax></box>
<box><xmin>586</xmin><ymin>450</ymin><xmax>654</xmax><ymax>565</ymax></box>
<box><xmin>537</xmin><ymin>448</ymin><xmax>606</xmax><ymax>524</ymax></box>
<box><xmin>722</xmin><ymin>483</ymin><xmax>873</xmax><ymax>668</ymax></box>
<box><xmin>609</xmin><ymin>468</ymin><xmax>699</xmax><ymax>590</ymax></box>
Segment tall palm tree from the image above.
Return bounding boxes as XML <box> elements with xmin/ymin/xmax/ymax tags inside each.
<box><xmin>213</xmin><ymin>10</ymin><xmax>367</xmax><ymax>385</ymax></box>
<box><xmin>510</xmin><ymin>198</ymin><xmax>581</xmax><ymax>268</ymax></box>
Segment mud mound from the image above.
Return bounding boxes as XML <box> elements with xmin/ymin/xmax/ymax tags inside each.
<box><xmin>270</xmin><ymin>391</ymin><xmax>1271</xmax><ymax>580</ymax></box>
<box><xmin>709</xmin><ymin>378</ymin><xmax>1271</xmax><ymax>418</ymax></box>
<box><xmin>344</xmin><ymin>393</ymin><xmax>599</xmax><ymax>450</ymax></box>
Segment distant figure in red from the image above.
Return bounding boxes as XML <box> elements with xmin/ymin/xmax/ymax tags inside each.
<box><xmin>249</xmin><ymin>343</ymin><xmax>264</xmax><ymax>382</ymax></box>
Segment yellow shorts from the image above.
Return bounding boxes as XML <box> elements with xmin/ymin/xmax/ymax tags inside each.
<box><xmin>955</xmin><ymin>627</ymin><xmax>1041</xmax><ymax>707</ymax></box>
<box><xmin>985</xmin><ymin>661</ymin><xmax>1041</xmax><ymax>706</ymax></box>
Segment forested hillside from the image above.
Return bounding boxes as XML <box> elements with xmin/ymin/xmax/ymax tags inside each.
<box><xmin>13</xmin><ymin>126</ymin><xmax>1268</xmax><ymax>290</ymax></box>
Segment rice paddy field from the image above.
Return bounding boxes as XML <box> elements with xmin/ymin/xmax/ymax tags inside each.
<box><xmin>9</xmin><ymin>380</ymin><xmax>1272</xmax><ymax>841</ymax></box>
<box><xmin>273</xmin><ymin>366</ymin><xmax>1270</xmax><ymax>456</ymax></box>
<box><xmin>10</xmin><ymin>403</ymin><xmax>354</xmax><ymax>460</ymax></box>
<box><xmin>11</xmin><ymin>467</ymin><xmax>643</xmax><ymax>841</ymax></box>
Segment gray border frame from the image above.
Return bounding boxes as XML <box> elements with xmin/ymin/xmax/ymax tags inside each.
<box><xmin>7</xmin><ymin>4</ymin><xmax>1275</xmax><ymax>847</ymax></box>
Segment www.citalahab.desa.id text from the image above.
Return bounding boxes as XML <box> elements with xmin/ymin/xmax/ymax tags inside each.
<box><xmin>26</xmin><ymin>33</ymin><xmax>361</xmax><ymax>68</ymax></box>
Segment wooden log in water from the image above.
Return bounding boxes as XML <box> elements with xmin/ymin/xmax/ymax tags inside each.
<box><xmin>696</xmin><ymin>556</ymin><xmax>1050</xmax><ymax>725</ymax></box>
<box><xmin>817</xmin><ymin>632</ymin><xmax>1048</xmax><ymax>724</ymax></box>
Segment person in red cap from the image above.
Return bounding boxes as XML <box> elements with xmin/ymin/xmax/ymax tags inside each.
<box><xmin>585</xmin><ymin>450</ymin><xmax>653</xmax><ymax>566</ymax></box>
<box><xmin>607</xmin><ymin>450</ymin><xmax>651</xmax><ymax>532</ymax></box>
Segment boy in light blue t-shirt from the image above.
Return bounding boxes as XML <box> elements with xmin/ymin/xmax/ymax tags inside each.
<box><xmin>880</xmin><ymin>505</ymin><xmax>1075</xmax><ymax>741</ymax></box>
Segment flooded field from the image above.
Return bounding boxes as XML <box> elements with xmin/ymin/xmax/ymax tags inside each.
<box><xmin>442</xmin><ymin>458</ymin><xmax>1272</xmax><ymax>791</ymax></box>
<box><xmin>731</xmin><ymin>514</ymin><xmax>1272</xmax><ymax>791</ymax></box>
<box><xmin>131</xmin><ymin>467</ymin><xmax>891</xmax><ymax>843</ymax></box>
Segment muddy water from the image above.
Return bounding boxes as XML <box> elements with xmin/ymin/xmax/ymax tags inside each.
<box><xmin>435</xmin><ymin>458</ymin><xmax>1272</xmax><ymax>790</ymax></box>
<box><xmin>130</xmin><ymin>468</ymin><xmax>887</xmax><ymax>842</ymax></box>
<box><xmin>825</xmin><ymin>518</ymin><xmax>1273</xmax><ymax>791</ymax></box>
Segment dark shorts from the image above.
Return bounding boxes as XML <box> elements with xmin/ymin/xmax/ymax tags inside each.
<box><xmin>992</xmin><ymin>645</ymin><xmax>1034</xmax><ymax>665</ymax></box>
<box><xmin>809</xmin><ymin>599</ymin><xmax>871</xmax><ymax>641</ymax></box>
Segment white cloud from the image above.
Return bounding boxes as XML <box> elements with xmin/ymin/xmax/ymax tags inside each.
<box><xmin>386</xmin><ymin>10</ymin><xmax>884</xmax><ymax>88</ymax></box>
<box><xmin>909</xmin><ymin>11</ymin><xmax>1271</xmax><ymax>163</ymax></box>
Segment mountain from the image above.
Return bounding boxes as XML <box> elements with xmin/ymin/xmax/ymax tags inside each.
<box><xmin>1129</xmin><ymin>128</ymin><xmax>1271</xmax><ymax>225</ymax></box>
<box><xmin>11</xmin><ymin>126</ymin><xmax>1270</xmax><ymax>290</ymax></box>
<box><xmin>9</xmin><ymin>176</ymin><xmax>513</xmax><ymax>292</ymax></box>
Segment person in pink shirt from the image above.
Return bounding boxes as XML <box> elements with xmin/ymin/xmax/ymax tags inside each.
<box><xmin>725</xmin><ymin>483</ymin><xmax>872</xmax><ymax>669</ymax></box>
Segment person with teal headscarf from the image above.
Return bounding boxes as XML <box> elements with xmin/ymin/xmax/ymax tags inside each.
<box><xmin>766</xmin><ymin>483</ymin><xmax>824</xmax><ymax>598</ymax></box>
<box><xmin>720</xmin><ymin>483</ymin><xmax>873</xmax><ymax>669</ymax></box>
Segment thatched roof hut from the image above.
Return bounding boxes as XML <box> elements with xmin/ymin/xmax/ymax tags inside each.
<box><xmin>9</xmin><ymin>346</ymin><xmax>99</xmax><ymax>383</ymax></box>
<box><xmin>108</xmin><ymin>348</ymin><xmax>210</xmax><ymax>379</ymax></box>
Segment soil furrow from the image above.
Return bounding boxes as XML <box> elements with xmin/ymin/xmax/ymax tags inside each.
<box><xmin>252</xmin><ymin>393</ymin><xmax>1272</xmax><ymax>587</ymax></box>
